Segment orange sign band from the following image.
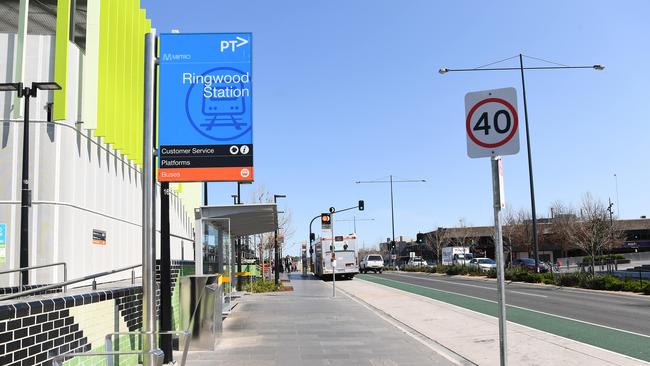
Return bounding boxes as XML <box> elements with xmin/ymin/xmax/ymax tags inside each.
<box><xmin>158</xmin><ymin>167</ymin><xmax>254</xmax><ymax>182</ymax></box>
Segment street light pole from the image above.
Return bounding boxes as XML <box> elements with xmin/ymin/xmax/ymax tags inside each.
<box><xmin>0</xmin><ymin>81</ymin><xmax>61</xmax><ymax>287</ymax></box>
<box><xmin>439</xmin><ymin>54</ymin><xmax>603</xmax><ymax>273</ymax></box>
<box><xmin>356</xmin><ymin>175</ymin><xmax>425</xmax><ymax>268</ymax></box>
<box><xmin>274</xmin><ymin>194</ymin><xmax>286</xmax><ymax>285</ymax></box>
<box><xmin>19</xmin><ymin>85</ymin><xmax>31</xmax><ymax>286</ymax></box>
<box><xmin>518</xmin><ymin>54</ymin><xmax>540</xmax><ymax>272</ymax></box>
<box><xmin>614</xmin><ymin>174</ymin><xmax>620</xmax><ymax>217</ymax></box>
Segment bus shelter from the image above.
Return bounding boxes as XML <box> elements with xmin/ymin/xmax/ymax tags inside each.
<box><xmin>193</xmin><ymin>204</ymin><xmax>278</xmax><ymax>290</ymax></box>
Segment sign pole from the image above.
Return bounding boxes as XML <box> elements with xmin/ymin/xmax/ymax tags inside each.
<box><xmin>331</xmin><ymin>218</ymin><xmax>336</xmax><ymax>298</ymax></box>
<box><xmin>142</xmin><ymin>31</ymin><xmax>157</xmax><ymax>366</ymax></box>
<box><xmin>491</xmin><ymin>156</ymin><xmax>508</xmax><ymax>366</ymax></box>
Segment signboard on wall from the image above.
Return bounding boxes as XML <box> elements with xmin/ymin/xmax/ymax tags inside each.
<box><xmin>0</xmin><ymin>223</ymin><xmax>6</xmax><ymax>264</ymax></box>
<box><xmin>92</xmin><ymin>229</ymin><xmax>107</xmax><ymax>245</ymax></box>
<box><xmin>158</xmin><ymin>33</ymin><xmax>254</xmax><ymax>182</ymax></box>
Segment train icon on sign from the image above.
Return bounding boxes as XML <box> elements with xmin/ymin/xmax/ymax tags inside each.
<box><xmin>184</xmin><ymin>66</ymin><xmax>252</xmax><ymax>142</ymax></box>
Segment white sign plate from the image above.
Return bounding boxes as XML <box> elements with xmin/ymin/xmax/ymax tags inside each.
<box><xmin>465</xmin><ymin>87</ymin><xmax>520</xmax><ymax>158</ymax></box>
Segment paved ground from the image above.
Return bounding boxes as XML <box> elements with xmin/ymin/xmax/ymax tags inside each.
<box><xmin>369</xmin><ymin>271</ymin><xmax>650</xmax><ymax>336</ymax></box>
<box><xmin>184</xmin><ymin>273</ymin><xmax>455</xmax><ymax>366</ymax></box>
<box><xmin>344</xmin><ymin>273</ymin><xmax>650</xmax><ymax>365</ymax></box>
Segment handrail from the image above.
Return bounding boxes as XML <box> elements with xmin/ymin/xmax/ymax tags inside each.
<box><xmin>0</xmin><ymin>264</ymin><xmax>141</xmax><ymax>301</ymax></box>
<box><xmin>105</xmin><ymin>330</ymin><xmax>191</xmax><ymax>366</ymax></box>
<box><xmin>51</xmin><ymin>349</ymin><xmax>164</xmax><ymax>366</ymax></box>
<box><xmin>0</xmin><ymin>262</ymin><xmax>67</xmax><ymax>293</ymax></box>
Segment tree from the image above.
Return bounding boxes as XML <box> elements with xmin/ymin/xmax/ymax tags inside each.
<box><xmin>248</xmin><ymin>187</ymin><xmax>294</xmax><ymax>277</ymax></box>
<box><xmin>425</xmin><ymin>227</ymin><xmax>451</xmax><ymax>265</ymax></box>
<box><xmin>548</xmin><ymin>200</ymin><xmax>578</xmax><ymax>259</ymax></box>
<box><xmin>452</xmin><ymin>219</ymin><xmax>480</xmax><ymax>253</ymax></box>
<box><xmin>561</xmin><ymin>193</ymin><xmax>623</xmax><ymax>274</ymax></box>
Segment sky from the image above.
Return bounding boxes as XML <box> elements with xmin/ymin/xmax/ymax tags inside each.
<box><xmin>142</xmin><ymin>0</ymin><xmax>650</xmax><ymax>255</ymax></box>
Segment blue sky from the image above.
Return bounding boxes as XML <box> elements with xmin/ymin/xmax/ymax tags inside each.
<box><xmin>143</xmin><ymin>0</ymin><xmax>650</xmax><ymax>255</ymax></box>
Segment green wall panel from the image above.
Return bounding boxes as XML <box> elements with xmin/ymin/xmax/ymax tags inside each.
<box><xmin>53</xmin><ymin>0</ymin><xmax>71</xmax><ymax>120</ymax></box>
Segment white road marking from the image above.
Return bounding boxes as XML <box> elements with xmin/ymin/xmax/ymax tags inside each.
<box><xmin>390</xmin><ymin>272</ymin><xmax>548</xmax><ymax>298</ymax></box>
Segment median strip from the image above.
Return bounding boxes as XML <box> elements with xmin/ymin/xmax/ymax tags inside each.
<box><xmin>359</xmin><ymin>274</ymin><xmax>650</xmax><ymax>362</ymax></box>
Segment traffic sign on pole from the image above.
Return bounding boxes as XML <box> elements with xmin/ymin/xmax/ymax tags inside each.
<box><xmin>465</xmin><ymin>87</ymin><xmax>519</xmax><ymax>158</ymax></box>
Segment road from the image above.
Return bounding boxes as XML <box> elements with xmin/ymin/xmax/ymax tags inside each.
<box><xmin>362</xmin><ymin>271</ymin><xmax>650</xmax><ymax>337</ymax></box>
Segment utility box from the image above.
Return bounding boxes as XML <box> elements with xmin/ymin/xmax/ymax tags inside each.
<box><xmin>179</xmin><ymin>274</ymin><xmax>223</xmax><ymax>350</ymax></box>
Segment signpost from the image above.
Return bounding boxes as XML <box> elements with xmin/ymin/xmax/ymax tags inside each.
<box><xmin>158</xmin><ymin>33</ymin><xmax>253</xmax><ymax>182</ymax></box>
<box><xmin>465</xmin><ymin>87</ymin><xmax>519</xmax><ymax>366</ymax></box>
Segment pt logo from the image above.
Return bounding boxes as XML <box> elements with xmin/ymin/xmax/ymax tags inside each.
<box><xmin>220</xmin><ymin>36</ymin><xmax>249</xmax><ymax>52</ymax></box>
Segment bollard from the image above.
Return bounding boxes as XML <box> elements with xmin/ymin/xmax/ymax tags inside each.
<box><xmin>92</xmin><ymin>278</ymin><xmax>97</xmax><ymax>290</ymax></box>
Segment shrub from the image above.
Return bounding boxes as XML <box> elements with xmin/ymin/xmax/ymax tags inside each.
<box><xmin>486</xmin><ymin>268</ymin><xmax>497</xmax><ymax>278</ymax></box>
<box><xmin>445</xmin><ymin>265</ymin><xmax>466</xmax><ymax>275</ymax></box>
<box><xmin>243</xmin><ymin>279</ymin><xmax>282</xmax><ymax>293</ymax></box>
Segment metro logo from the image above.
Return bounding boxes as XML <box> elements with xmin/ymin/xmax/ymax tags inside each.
<box><xmin>161</xmin><ymin>53</ymin><xmax>191</xmax><ymax>61</ymax></box>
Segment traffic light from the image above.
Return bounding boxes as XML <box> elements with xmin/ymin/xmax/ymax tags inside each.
<box><xmin>321</xmin><ymin>213</ymin><xmax>331</xmax><ymax>224</ymax></box>
<box><xmin>309</xmin><ymin>233</ymin><xmax>315</xmax><ymax>242</ymax></box>
<box><xmin>416</xmin><ymin>233</ymin><xmax>425</xmax><ymax>244</ymax></box>
<box><xmin>358</xmin><ymin>200</ymin><xmax>364</xmax><ymax>211</ymax></box>
<box><xmin>390</xmin><ymin>240</ymin><xmax>396</xmax><ymax>250</ymax></box>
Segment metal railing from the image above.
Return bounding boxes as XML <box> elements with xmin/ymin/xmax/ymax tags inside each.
<box><xmin>0</xmin><ymin>264</ymin><xmax>141</xmax><ymax>301</ymax></box>
<box><xmin>105</xmin><ymin>330</ymin><xmax>191</xmax><ymax>366</ymax></box>
<box><xmin>0</xmin><ymin>262</ymin><xmax>67</xmax><ymax>292</ymax></box>
<box><xmin>51</xmin><ymin>349</ymin><xmax>164</xmax><ymax>366</ymax></box>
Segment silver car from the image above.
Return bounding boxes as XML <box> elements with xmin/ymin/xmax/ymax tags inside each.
<box><xmin>468</xmin><ymin>257</ymin><xmax>496</xmax><ymax>271</ymax></box>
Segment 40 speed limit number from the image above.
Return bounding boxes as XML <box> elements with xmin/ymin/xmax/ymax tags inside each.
<box><xmin>465</xmin><ymin>87</ymin><xmax>520</xmax><ymax>158</ymax></box>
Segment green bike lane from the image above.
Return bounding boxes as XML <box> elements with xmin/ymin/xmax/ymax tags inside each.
<box><xmin>358</xmin><ymin>274</ymin><xmax>650</xmax><ymax>362</ymax></box>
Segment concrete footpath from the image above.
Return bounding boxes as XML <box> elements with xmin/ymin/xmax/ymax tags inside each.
<box><xmin>184</xmin><ymin>274</ymin><xmax>456</xmax><ymax>366</ymax></box>
<box><xmin>336</xmin><ymin>277</ymin><xmax>648</xmax><ymax>366</ymax></box>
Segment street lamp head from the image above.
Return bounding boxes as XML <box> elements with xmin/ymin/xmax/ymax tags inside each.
<box><xmin>32</xmin><ymin>82</ymin><xmax>62</xmax><ymax>91</ymax></box>
<box><xmin>0</xmin><ymin>82</ymin><xmax>21</xmax><ymax>92</ymax></box>
<box><xmin>438</xmin><ymin>67</ymin><xmax>449</xmax><ymax>74</ymax></box>
<box><xmin>274</xmin><ymin>194</ymin><xmax>286</xmax><ymax>199</ymax></box>
<box><xmin>593</xmin><ymin>64</ymin><xmax>605</xmax><ymax>71</ymax></box>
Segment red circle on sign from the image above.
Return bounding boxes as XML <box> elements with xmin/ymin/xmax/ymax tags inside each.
<box><xmin>466</xmin><ymin>98</ymin><xmax>518</xmax><ymax>149</ymax></box>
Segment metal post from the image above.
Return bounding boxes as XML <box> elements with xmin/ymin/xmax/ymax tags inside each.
<box><xmin>63</xmin><ymin>263</ymin><xmax>67</xmax><ymax>292</ymax></box>
<box><xmin>492</xmin><ymin>156</ymin><xmax>508</xmax><ymax>366</ymax></box>
<box><xmin>519</xmin><ymin>54</ymin><xmax>540</xmax><ymax>273</ymax></box>
<box><xmin>274</xmin><ymin>224</ymin><xmax>279</xmax><ymax>285</ymax></box>
<box><xmin>614</xmin><ymin>174</ymin><xmax>620</xmax><ymax>217</ymax></box>
<box><xmin>390</xmin><ymin>175</ymin><xmax>395</xmax><ymax>268</ymax></box>
<box><xmin>159</xmin><ymin>183</ymin><xmax>172</xmax><ymax>363</ymax></box>
<box><xmin>332</xmin><ymin>218</ymin><xmax>336</xmax><ymax>297</ymax></box>
<box><xmin>203</xmin><ymin>182</ymin><xmax>208</xmax><ymax>205</ymax></box>
<box><xmin>142</xmin><ymin>31</ymin><xmax>157</xmax><ymax>366</ymax></box>
<box><xmin>20</xmin><ymin>87</ymin><xmax>31</xmax><ymax>287</ymax></box>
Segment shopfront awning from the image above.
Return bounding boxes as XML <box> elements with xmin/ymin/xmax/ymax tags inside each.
<box><xmin>194</xmin><ymin>204</ymin><xmax>278</xmax><ymax>236</ymax></box>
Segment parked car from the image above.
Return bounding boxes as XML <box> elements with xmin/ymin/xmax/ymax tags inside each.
<box><xmin>360</xmin><ymin>254</ymin><xmax>384</xmax><ymax>274</ymax></box>
<box><xmin>468</xmin><ymin>257</ymin><xmax>496</xmax><ymax>271</ymax></box>
<box><xmin>509</xmin><ymin>258</ymin><xmax>549</xmax><ymax>272</ymax></box>
<box><xmin>407</xmin><ymin>256</ymin><xmax>428</xmax><ymax>267</ymax></box>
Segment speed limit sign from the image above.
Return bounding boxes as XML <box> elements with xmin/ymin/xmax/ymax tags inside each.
<box><xmin>465</xmin><ymin>87</ymin><xmax>520</xmax><ymax>158</ymax></box>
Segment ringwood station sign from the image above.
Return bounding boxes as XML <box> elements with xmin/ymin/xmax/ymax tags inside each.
<box><xmin>158</xmin><ymin>33</ymin><xmax>253</xmax><ymax>182</ymax></box>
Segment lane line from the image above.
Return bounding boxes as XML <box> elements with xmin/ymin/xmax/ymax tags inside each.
<box><xmin>389</xmin><ymin>272</ymin><xmax>548</xmax><ymax>298</ymax></box>
<box><xmin>367</xmin><ymin>274</ymin><xmax>650</xmax><ymax>340</ymax></box>
<box><xmin>403</xmin><ymin>271</ymin><xmax>650</xmax><ymax>302</ymax></box>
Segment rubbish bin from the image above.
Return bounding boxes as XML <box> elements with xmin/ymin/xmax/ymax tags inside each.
<box><xmin>180</xmin><ymin>275</ymin><xmax>223</xmax><ymax>350</ymax></box>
